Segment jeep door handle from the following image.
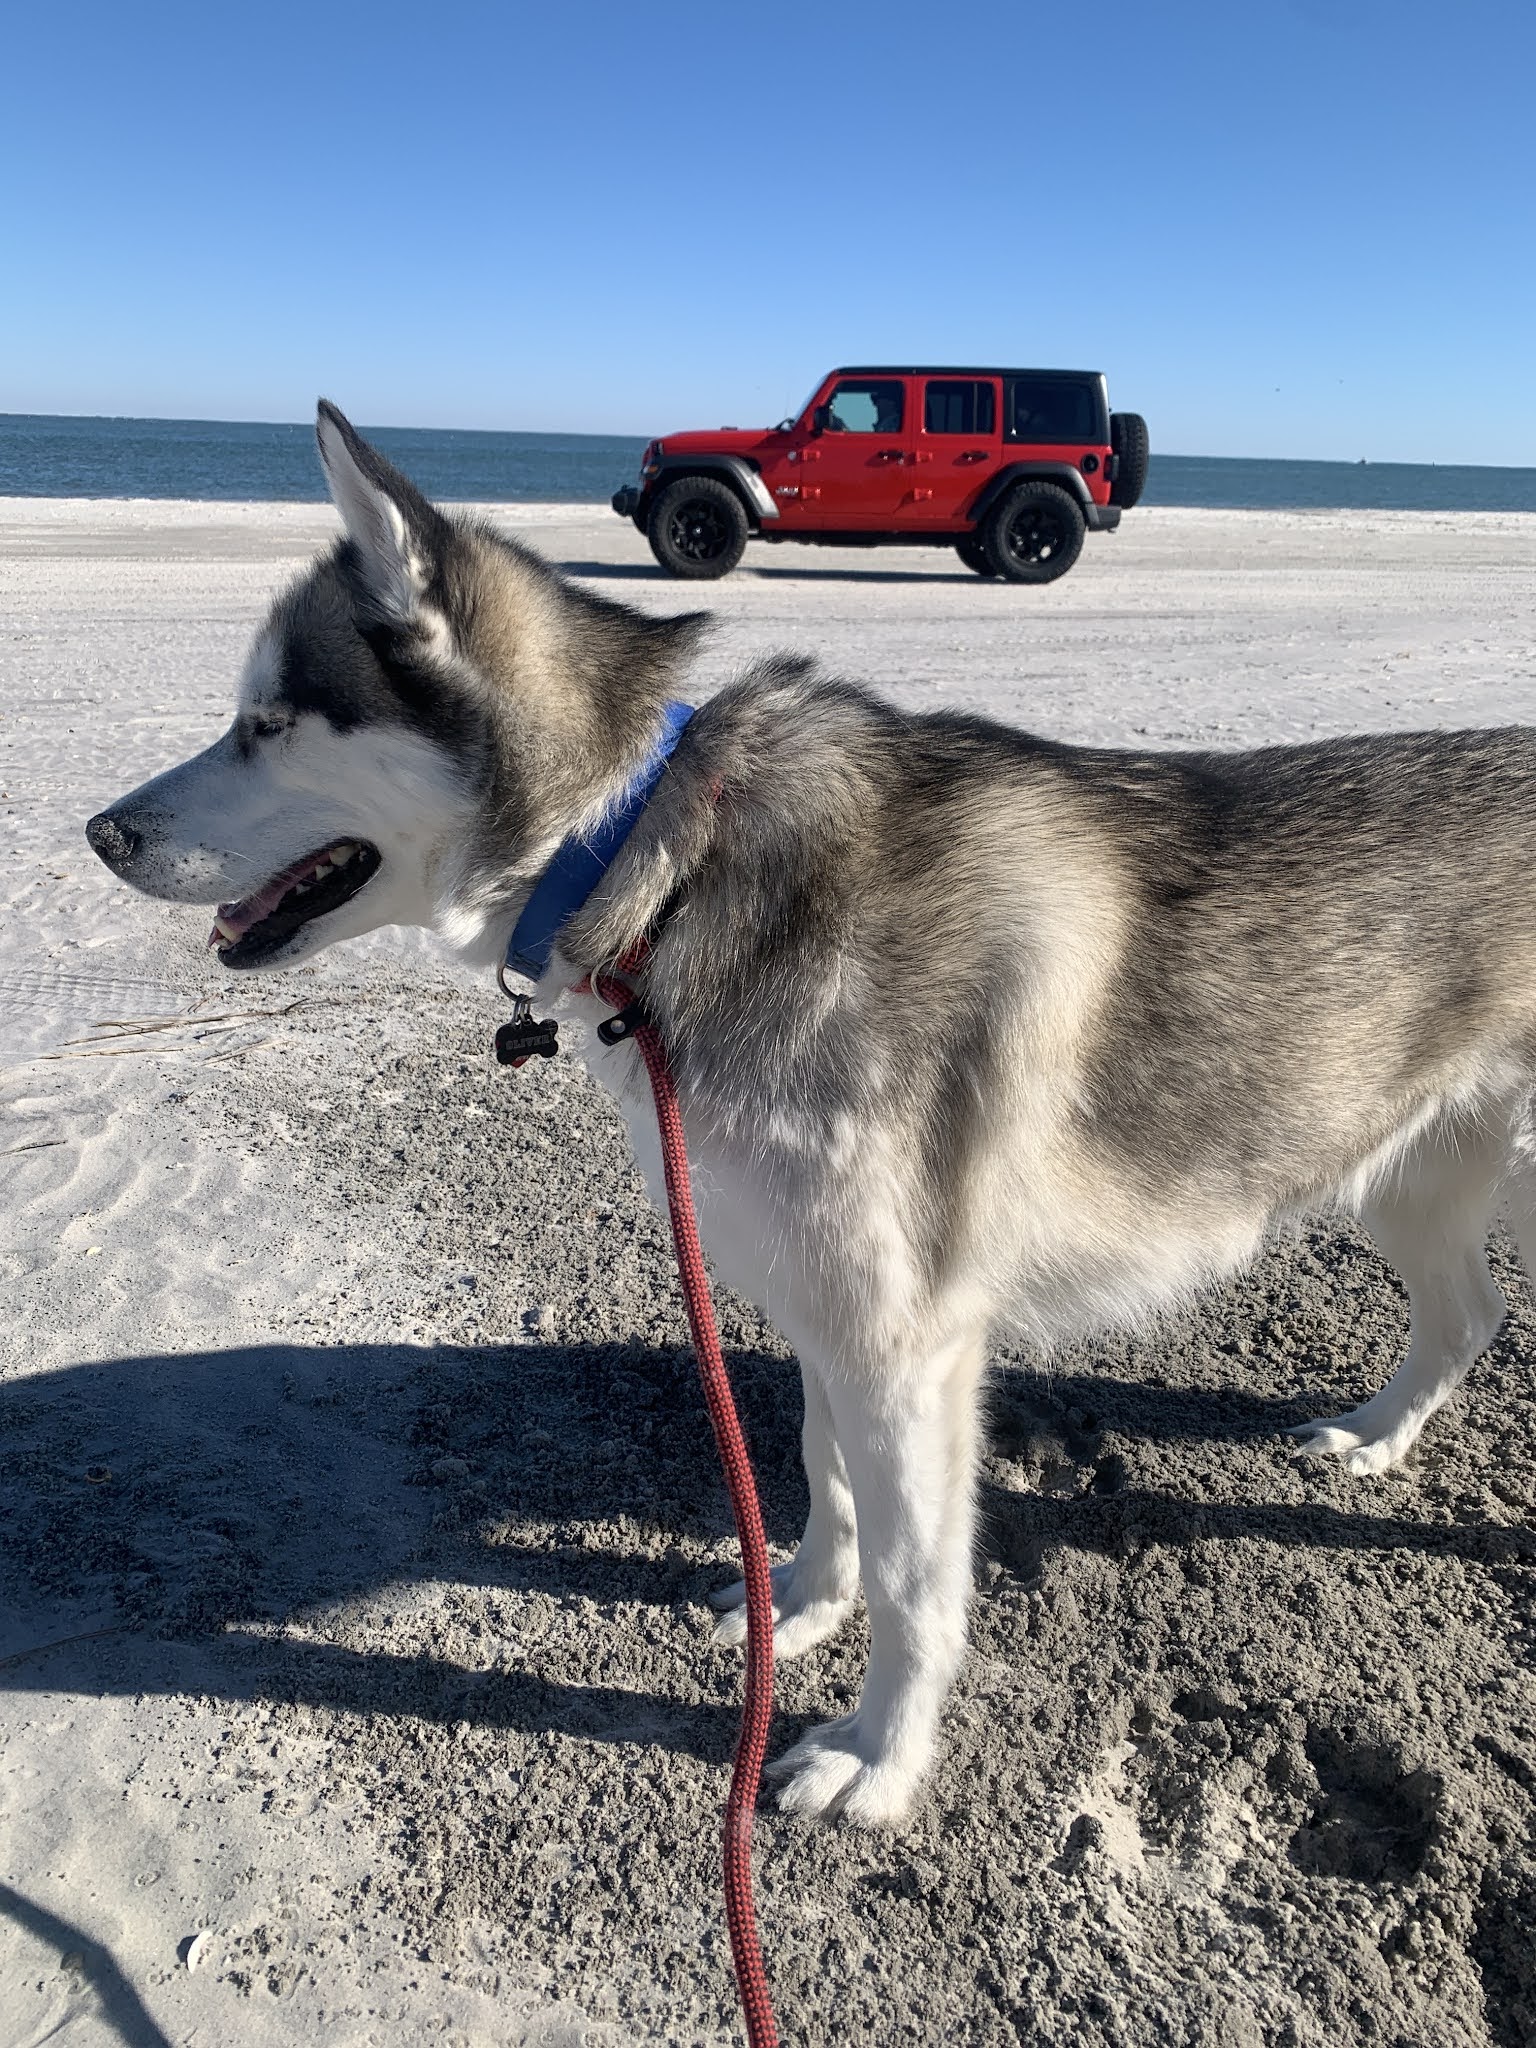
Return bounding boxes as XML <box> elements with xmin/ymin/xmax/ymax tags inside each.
<box><xmin>873</xmin><ymin>449</ymin><xmax>906</xmax><ymax>463</ymax></box>
<box><xmin>958</xmin><ymin>450</ymin><xmax>990</xmax><ymax>463</ymax></box>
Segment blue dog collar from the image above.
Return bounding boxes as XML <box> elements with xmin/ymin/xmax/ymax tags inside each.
<box><xmin>503</xmin><ymin>699</ymin><xmax>695</xmax><ymax>982</ymax></box>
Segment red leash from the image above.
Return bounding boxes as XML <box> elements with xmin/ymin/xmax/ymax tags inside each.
<box><xmin>595</xmin><ymin>973</ymin><xmax>780</xmax><ymax>2048</ymax></box>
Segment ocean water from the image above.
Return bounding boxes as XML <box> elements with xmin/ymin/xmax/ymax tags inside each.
<box><xmin>2</xmin><ymin>412</ymin><xmax>1534</xmax><ymax>513</ymax></box>
<box><xmin>1143</xmin><ymin>452</ymin><xmax>1536</xmax><ymax>514</ymax></box>
<box><xmin>0</xmin><ymin>414</ymin><xmax>647</xmax><ymax>504</ymax></box>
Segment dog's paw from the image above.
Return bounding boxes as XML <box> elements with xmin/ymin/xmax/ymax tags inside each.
<box><xmin>708</xmin><ymin>1559</ymin><xmax>855</xmax><ymax>1659</ymax></box>
<box><xmin>765</xmin><ymin>1717</ymin><xmax>919</xmax><ymax>1829</ymax></box>
<box><xmin>1289</xmin><ymin>1408</ymin><xmax>1413</xmax><ymax>1477</ymax></box>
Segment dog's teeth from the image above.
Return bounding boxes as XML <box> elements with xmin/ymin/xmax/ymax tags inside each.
<box><xmin>214</xmin><ymin>916</ymin><xmax>239</xmax><ymax>942</ymax></box>
<box><xmin>330</xmin><ymin>842</ymin><xmax>358</xmax><ymax>866</ymax></box>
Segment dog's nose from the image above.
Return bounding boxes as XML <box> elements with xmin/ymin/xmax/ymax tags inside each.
<box><xmin>85</xmin><ymin>809</ymin><xmax>140</xmax><ymax>872</ymax></box>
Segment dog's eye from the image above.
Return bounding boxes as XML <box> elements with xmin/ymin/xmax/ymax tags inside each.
<box><xmin>249</xmin><ymin>717</ymin><xmax>288</xmax><ymax>741</ymax></box>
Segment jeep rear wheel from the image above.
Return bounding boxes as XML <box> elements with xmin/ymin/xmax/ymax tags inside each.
<box><xmin>1109</xmin><ymin>412</ymin><xmax>1150</xmax><ymax>509</ymax></box>
<box><xmin>955</xmin><ymin>535</ymin><xmax>996</xmax><ymax>578</ymax></box>
<box><xmin>981</xmin><ymin>481</ymin><xmax>1086</xmax><ymax>584</ymax></box>
<box><xmin>647</xmin><ymin>475</ymin><xmax>749</xmax><ymax>579</ymax></box>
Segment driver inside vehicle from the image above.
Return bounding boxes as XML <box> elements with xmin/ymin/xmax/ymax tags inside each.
<box><xmin>826</xmin><ymin>381</ymin><xmax>904</xmax><ymax>434</ymax></box>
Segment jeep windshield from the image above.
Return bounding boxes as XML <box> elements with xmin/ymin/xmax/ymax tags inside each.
<box><xmin>777</xmin><ymin>383</ymin><xmax>823</xmax><ymax>431</ymax></box>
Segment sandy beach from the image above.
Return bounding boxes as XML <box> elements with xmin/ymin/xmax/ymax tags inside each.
<box><xmin>3</xmin><ymin>498</ymin><xmax>1536</xmax><ymax>2048</ymax></box>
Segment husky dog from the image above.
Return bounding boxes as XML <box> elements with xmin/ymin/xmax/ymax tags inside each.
<box><xmin>87</xmin><ymin>404</ymin><xmax>1536</xmax><ymax>1827</ymax></box>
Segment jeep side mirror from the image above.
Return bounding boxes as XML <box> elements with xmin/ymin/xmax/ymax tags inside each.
<box><xmin>811</xmin><ymin>405</ymin><xmax>830</xmax><ymax>435</ymax></box>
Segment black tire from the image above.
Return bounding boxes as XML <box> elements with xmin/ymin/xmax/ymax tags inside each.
<box><xmin>980</xmin><ymin>481</ymin><xmax>1086</xmax><ymax>584</ymax></box>
<box><xmin>646</xmin><ymin>475</ymin><xmax>749</xmax><ymax>579</ymax></box>
<box><xmin>955</xmin><ymin>535</ymin><xmax>996</xmax><ymax>577</ymax></box>
<box><xmin>1109</xmin><ymin>411</ymin><xmax>1150</xmax><ymax>509</ymax></box>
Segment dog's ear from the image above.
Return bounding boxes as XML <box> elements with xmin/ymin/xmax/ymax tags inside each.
<box><xmin>315</xmin><ymin>400</ymin><xmax>445</xmax><ymax>626</ymax></box>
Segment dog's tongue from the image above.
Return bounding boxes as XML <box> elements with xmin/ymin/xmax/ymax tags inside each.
<box><xmin>209</xmin><ymin>873</ymin><xmax>291</xmax><ymax>949</ymax></box>
<box><xmin>207</xmin><ymin>843</ymin><xmax>357</xmax><ymax>949</ymax></box>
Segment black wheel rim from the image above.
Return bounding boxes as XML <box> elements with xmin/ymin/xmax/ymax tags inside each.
<box><xmin>667</xmin><ymin>499</ymin><xmax>731</xmax><ymax>563</ymax></box>
<box><xmin>1004</xmin><ymin>505</ymin><xmax>1069</xmax><ymax>564</ymax></box>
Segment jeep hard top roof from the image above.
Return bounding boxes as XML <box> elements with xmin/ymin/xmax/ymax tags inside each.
<box><xmin>831</xmin><ymin>366</ymin><xmax>1105</xmax><ymax>381</ymax></box>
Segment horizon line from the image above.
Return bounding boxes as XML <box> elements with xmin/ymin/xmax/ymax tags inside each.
<box><xmin>2</xmin><ymin>411</ymin><xmax>1532</xmax><ymax>475</ymax></box>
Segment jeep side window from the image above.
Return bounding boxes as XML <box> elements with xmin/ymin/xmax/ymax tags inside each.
<box><xmin>1005</xmin><ymin>379</ymin><xmax>1097</xmax><ymax>443</ymax></box>
<box><xmin>825</xmin><ymin>380</ymin><xmax>904</xmax><ymax>434</ymax></box>
<box><xmin>924</xmin><ymin>380</ymin><xmax>996</xmax><ymax>435</ymax></box>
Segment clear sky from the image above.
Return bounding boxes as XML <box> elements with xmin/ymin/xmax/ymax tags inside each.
<box><xmin>4</xmin><ymin>0</ymin><xmax>1533</xmax><ymax>464</ymax></box>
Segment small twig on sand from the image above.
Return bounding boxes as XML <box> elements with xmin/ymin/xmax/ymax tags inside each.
<box><xmin>0</xmin><ymin>1624</ymin><xmax>127</xmax><ymax>1671</ymax></box>
<box><xmin>72</xmin><ymin>997</ymin><xmax>315</xmax><ymax>1041</ymax></box>
<box><xmin>42</xmin><ymin>996</ymin><xmax>323</xmax><ymax>1060</ymax></box>
<box><xmin>205</xmin><ymin>1036</ymin><xmax>285</xmax><ymax>1063</ymax></box>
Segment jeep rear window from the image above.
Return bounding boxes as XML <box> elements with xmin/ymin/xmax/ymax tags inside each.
<box><xmin>826</xmin><ymin>381</ymin><xmax>905</xmax><ymax>434</ymax></box>
<box><xmin>1005</xmin><ymin>379</ymin><xmax>1103</xmax><ymax>444</ymax></box>
<box><xmin>924</xmin><ymin>380</ymin><xmax>996</xmax><ymax>435</ymax></box>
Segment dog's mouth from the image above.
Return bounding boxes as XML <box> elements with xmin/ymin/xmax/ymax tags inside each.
<box><xmin>209</xmin><ymin>838</ymin><xmax>381</xmax><ymax>967</ymax></box>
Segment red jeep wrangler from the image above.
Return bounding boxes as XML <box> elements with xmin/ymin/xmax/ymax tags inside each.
<box><xmin>612</xmin><ymin>366</ymin><xmax>1148</xmax><ymax>583</ymax></box>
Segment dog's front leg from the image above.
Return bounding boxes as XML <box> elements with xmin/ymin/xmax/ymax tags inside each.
<box><xmin>710</xmin><ymin>1358</ymin><xmax>861</xmax><ymax>1655</ymax></box>
<box><xmin>767</xmin><ymin>1330</ymin><xmax>986</xmax><ymax>1828</ymax></box>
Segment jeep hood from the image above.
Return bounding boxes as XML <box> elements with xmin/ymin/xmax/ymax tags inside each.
<box><xmin>655</xmin><ymin>427</ymin><xmax>788</xmax><ymax>457</ymax></box>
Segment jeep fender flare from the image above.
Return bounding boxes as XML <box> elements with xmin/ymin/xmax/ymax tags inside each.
<box><xmin>649</xmin><ymin>455</ymin><xmax>778</xmax><ymax>525</ymax></box>
<box><xmin>964</xmin><ymin>462</ymin><xmax>1095</xmax><ymax>528</ymax></box>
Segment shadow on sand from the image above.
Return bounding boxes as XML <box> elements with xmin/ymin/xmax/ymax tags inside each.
<box><xmin>0</xmin><ymin>1883</ymin><xmax>175</xmax><ymax>2048</ymax></box>
<box><xmin>2</xmin><ymin>1339</ymin><xmax>1528</xmax><ymax>1755</ymax></box>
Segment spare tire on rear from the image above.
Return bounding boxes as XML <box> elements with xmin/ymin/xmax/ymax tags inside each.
<box><xmin>1109</xmin><ymin>412</ymin><xmax>1150</xmax><ymax>509</ymax></box>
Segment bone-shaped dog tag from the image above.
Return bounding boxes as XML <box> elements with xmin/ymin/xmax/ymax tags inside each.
<box><xmin>495</xmin><ymin>1013</ymin><xmax>560</xmax><ymax>1068</ymax></box>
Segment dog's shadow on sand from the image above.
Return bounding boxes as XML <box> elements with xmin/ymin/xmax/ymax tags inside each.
<box><xmin>2</xmin><ymin>1339</ymin><xmax>1529</xmax><ymax>1757</ymax></box>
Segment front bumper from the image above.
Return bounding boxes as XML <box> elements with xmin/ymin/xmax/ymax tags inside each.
<box><xmin>612</xmin><ymin>484</ymin><xmax>643</xmax><ymax>520</ymax></box>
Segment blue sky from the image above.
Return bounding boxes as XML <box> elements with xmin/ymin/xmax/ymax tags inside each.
<box><xmin>4</xmin><ymin>1</ymin><xmax>1533</xmax><ymax>464</ymax></box>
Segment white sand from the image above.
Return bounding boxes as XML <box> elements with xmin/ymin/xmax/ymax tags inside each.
<box><xmin>2</xmin><ymin>500</ymin><xmax>1534</xmax><ymax>2048</ymax></box>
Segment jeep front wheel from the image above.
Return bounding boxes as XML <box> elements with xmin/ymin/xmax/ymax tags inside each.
<box><xmin>647</xmin><ymin>476</ymin><xmax>749</xmax><ymax>580</ymax></box>
<box><xmin>955</xmin><ymin>535</ymin><xmax>996</xmax><ymax>578</ymax></box>
<box><xmin>981</xmin><ymin>481</ymin><xmax>1086</xmax><ymax>584</ymax></box>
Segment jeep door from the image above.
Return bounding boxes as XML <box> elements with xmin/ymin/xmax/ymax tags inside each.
<box><xmin>917</xmin><ymin>376</ymin><xmax>1002</xmax><ymax>524</ymax></box>
<box><xmin>1003</xmin><ymin>374</ymin><xmax>1112</xmax><ymax>503</ymax></box>
<box><xmin>796</xmin><ymin>375</ymin><xmax>915</xmax><ymax>527</ymax></box>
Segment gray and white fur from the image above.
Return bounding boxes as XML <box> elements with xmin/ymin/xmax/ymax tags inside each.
<box><xmin>87</xmin><ymin>403</ymin><xmax>1536</xmax><ymax>1826</ymax></box>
